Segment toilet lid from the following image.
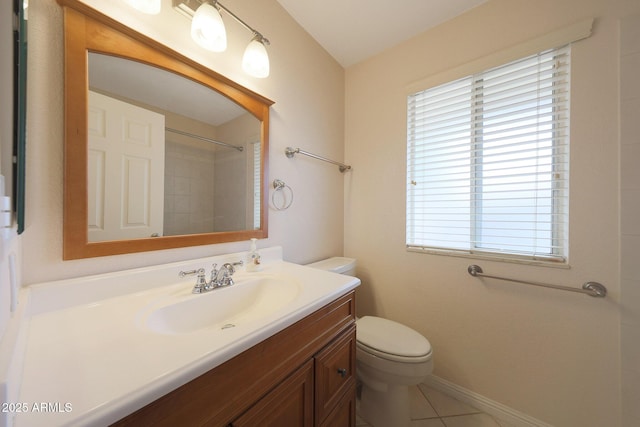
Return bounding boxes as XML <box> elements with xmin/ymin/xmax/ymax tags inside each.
<box><xmin>356</xmin><ymin>316</ymin><xmax>432</xmax><ymax>359</ymax></box>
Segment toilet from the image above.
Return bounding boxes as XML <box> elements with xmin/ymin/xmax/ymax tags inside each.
<box><xmin>306</xmin><ymin>257</ymin><xmax>433</xmax><ymax>427</ymax></box>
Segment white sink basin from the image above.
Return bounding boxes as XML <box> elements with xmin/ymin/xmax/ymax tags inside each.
<box><xmin>140</xmin><ymin>275</ymin><xmax>301</xmax><ymax>334</ymax></box>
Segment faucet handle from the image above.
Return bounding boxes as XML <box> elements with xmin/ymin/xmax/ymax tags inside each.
<box><xmin>179</xmin><ymin>267</ymin><xmax>206</xmax><ymax>279</ymax></box>
<box><xmin>179</xmin><ymin>268</ymin><xmax>207</xmax><ymax>294</ymax></box>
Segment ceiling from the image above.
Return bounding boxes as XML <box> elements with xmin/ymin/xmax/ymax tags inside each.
<box><xmin>276</xmin><ymin>0</ymin><xmax>487</xmax><ymax>68</ymax></box>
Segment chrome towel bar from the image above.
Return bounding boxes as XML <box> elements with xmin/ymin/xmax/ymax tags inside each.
<box><xmin>467</xmin><ymin>265</ymin><xmax>607</xmax><ymax>298</ymax></box>
<box><xmin>285</xmin><ymin>147</ymin><xmax>351</xmax><ymax>173</ymax></box>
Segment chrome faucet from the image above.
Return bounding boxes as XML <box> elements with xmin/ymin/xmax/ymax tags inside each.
<box><xmin>179</xmin><ymin>261</ymin><xmax>244</xmax><ymax>294</ymax></box>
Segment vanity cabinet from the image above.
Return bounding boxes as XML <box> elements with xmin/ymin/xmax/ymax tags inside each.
<box><xmin>111</xmin><ymin>291</ymin><xmax>356</xmax><ymax>427</ymax></box>
<box><xmin>232</xmin><ymin>324</ymin><xmax>356</xmax><ymax>427</ymax></box>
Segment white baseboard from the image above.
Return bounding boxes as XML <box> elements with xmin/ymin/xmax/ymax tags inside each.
<box><xmin>424</xmin><ymin>375</ymin><xmax>554</xmax><ymax>427</ymax></box>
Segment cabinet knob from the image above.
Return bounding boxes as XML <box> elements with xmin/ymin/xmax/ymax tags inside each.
<box><xmin>337</xmin><ymin>368</ymin><xmax>347</xmax><ymax>378</ymax></box>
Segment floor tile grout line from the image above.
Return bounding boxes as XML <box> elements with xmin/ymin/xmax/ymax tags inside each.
<box><xmin>418</xmin><ymin>384</ymin><xmax>484</xmax><ymax>418</ymax></box>
<box><xmin>417</xmin><ymin>382</ymin><xmax>442</xmax><ymax>418</ymax></box>
<box><xmin>358</xmin><ymin>383</ymin><xmax>503</xmax><ymax>427</ymax></box>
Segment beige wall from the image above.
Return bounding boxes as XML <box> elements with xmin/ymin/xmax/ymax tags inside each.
<box><xmin>23</xmin><ymin>0</ymin><xmax>345</xmax><ymax>284</ymax></box>
<box><xmin>345</xmin><ymin>0</ymin><xmax>639</xmax><ymax>426</ymax></box>
<box><xmin>620</xmin><ymin>13</ymin><xmax>640</xmax><ymax>427</ymax></box>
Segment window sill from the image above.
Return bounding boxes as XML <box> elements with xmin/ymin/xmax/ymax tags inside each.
<box><xmin>406</xmin><ymin>246</ymin><xmax>570</xmax><ymax>269</ymax></box>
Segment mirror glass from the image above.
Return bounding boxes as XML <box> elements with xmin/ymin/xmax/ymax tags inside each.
<box><xmin>87</xmin><ymin>53</ymin><xmax>261</xmax><ymax>242</ymax></box>
<box><xmin>61</xmin><ymin>1</ymin><xmax>273</xmax><ymax>259</ymax></box>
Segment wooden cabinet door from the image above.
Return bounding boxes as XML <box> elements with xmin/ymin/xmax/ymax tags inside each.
<box><xmin>314</xmin><ymin>325</ymin><xmax>356</xmax><ymax>425</ymax></box>
<box><xmin>231</xmin><ymin>359</ymin><xmax>314</xmax><ymax>427</ymax></box>
<box><xmin>319</xmin><ymin>383</ymin><xmax>356</xmax><ymax>427</ymax></box>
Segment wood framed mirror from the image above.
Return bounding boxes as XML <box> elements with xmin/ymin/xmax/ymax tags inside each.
<box><xmin>59</xmin><ymin>0</ymin><xmax>273</xmax><ymax>259</ymax></box>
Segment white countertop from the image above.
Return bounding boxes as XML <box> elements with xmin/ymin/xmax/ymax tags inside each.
<box><xmin>5</xmin><ymin>248</ymin><xmax>359</xmax><ymax>427</ymax></box>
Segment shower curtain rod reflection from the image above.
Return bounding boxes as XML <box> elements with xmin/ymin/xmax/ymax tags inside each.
<box><xmin>285</xmin><ymin>147</ymin><xmax>351</xmax><ymax>172</ymax></box>
<box><xmin>166</xmin><ymin>127</ymin><xmax>244</xmax><ymax>151</ymax></box>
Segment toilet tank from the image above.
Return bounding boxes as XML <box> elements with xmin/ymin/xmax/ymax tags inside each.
<box><xmin>306</xmin><ymin>257</ymin><xmax>356</xmax><ymax>276</ymax></box>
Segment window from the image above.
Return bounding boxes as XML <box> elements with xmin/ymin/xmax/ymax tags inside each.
<box><xmin>406</xmin><ymin>46</ymin><xmax>570</xmax><ymax>262</ymax></box>
<box><xmin>252</xmin><ymin>141</ymin><xmax>261</xmax><ymax>230</ymax></box>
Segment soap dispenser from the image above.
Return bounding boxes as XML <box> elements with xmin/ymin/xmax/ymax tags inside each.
<box><xmin>246</xmin><ymin>238</ymin><xmax>262</xmax><ymax>272</ymax></box>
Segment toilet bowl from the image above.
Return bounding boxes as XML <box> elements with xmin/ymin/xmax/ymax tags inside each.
<box><xmin>306</xmin><ymin>257</ymin><xmax>433</xmax><ymax>427</ymax></box>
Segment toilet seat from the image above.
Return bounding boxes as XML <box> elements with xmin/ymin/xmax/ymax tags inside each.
<box><xmin>356</xmin><ymin>316</ymin><xmax>432</xmax><ymax>363</ymax></box>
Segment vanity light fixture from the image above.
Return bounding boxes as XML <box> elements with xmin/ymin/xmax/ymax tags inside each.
<box><xmin>122</xmin><ymin>0</ymin><xmax>161</xmax><ymax>15</ymax></box>
<box><xmin>174</xmin><ymin>0</ymin><xmax>271</xmax><ymax>78</ymax></box>
<box><xmin>191</xmin><ymin>1</ymin><xmax>227</xmax><ymax>52</ymax></box>
<box><xmin>242</xmin><ymin>34</ymin><xmax>270</xmax><ymax>78</ymax></box>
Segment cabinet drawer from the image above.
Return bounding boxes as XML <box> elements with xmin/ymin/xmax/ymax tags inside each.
<box><xmin>314</xmin><ymin>325</ymin><xmax>356</xmax><ymax>424</ymax></box>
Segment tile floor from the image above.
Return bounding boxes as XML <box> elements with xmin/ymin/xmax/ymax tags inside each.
<box><xmin>356</xmin><ymin>383</ymin><xmax>505</xmax><ymax>427</ymax></box>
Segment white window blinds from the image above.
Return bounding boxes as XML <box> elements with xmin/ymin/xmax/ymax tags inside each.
<box><xmin>252</xmin><ymin>141</ymin><xmax>261</xmax><ymax>230</ymax></box>
<box><xmin>407</xmin><ymin>45</ymin><xmax>570</xmax><ymax>262</ymax></box>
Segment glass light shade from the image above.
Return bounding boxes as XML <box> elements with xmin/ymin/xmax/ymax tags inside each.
<box><xmin>191</xmin><ymin>3</ymin><xmax>227</xmax><ymax>52</ymax></box>
<box><xmin>122</xmin><ymin>0</ymin><xmax>161</xmax><ymax>15</ymax></box>
<box><xmin>242</xmin><ymin>38</ymin><xmax>270</xmax><ymax>78</ymax></box>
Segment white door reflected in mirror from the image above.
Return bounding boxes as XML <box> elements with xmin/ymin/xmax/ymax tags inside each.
<box><xmin>88</xmin><ymin>91</ymin><xmax>165</xmax><ymax>242</ymax></box>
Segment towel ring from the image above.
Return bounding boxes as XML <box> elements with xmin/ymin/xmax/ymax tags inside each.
<box><xmin>272</xmin><ymin>179</ymin><xmax>294</xmax><ymax>210</ymax></box>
